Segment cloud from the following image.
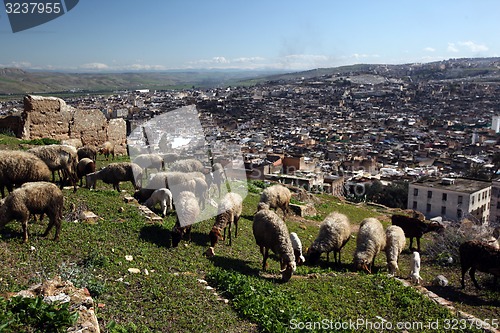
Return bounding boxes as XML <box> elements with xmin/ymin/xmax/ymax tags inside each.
<box><xmin>79</xmin><ymin>62</ymin><xmax>109</xmax><ymax>70</ymax></box>
<box><xmin>0</xmin><ymin>61</ymin><xmax>32</xmax><ymax>68</ymax></box>
<box><xmin>458</xmin><ymin>41</ymin><xmax>488</xmax><ymax>52</ymax></box>
<box><xmin>424</xmin><ymin>47</ymin><xmax>435</xmax><ymax>52</ymax></box>
<box><xmin>126</xmin><ymin>64</ymin><xmax>167</xmax><ymax>71</ymax></box>
<box><xmin>447</xmin><ymin>43</ymin><xmax>459</xmax><ymax>53</ymax></box>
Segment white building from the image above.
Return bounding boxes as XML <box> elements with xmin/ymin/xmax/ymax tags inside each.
<box><xmin>491</xmin><ymin>115</ymin><xmax>500</xmax><ymax>133</ymax></box>
<box><xmin>489</xmin><ymin>179</ymin><xmax>500</xmax><ymax>227</ymax></box>
<box><xmin>408</xmin><ymin>177</ymin><xmax>491</xmax><ymax>224</ymax></box>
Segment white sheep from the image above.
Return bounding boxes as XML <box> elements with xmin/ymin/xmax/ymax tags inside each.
<box><xmin>307</xmin><ymin>212</ymin><xmax>351</xmax><ymax>265</ymax></box>
<box><xmin>171</xmin><ymin>191</ymin><xmax>200</xmax><ymax>247</ymax></box>
<box><xmin>207</xmin><ymin>162</ymin><xmax>227</xmax><ymax>198</ymax></box>
<box><xmin>290</xmin><ymin>232</ymin><xmax>305</xmax><ymax>265</ymax></box>
<box><xmin>409</xmin><ymin>251</ymin><xmax>423</xmax><ymax>285</ymax></box>
<box><xmin>353</xmin><ymin>217</ymin><xmax>386</xmax><ymax>273</ymax></box>
<box><xmin>208</xmin><ymin>192</ymin><xmax>243</xmax><ymax>250</ymax></box>
<box><xmin>133</xmin><ymin>153</ymin><xmax>164</xmax><ymax>176</ymax></box>
<box><xmin>253</xmin><ymin>202</ymin><xmax>296</xmax><ymax>282</ymax></box>
<box><xmin>86</xmin><ymin>162</ymin><xmax>142</xmax><ymax>191</ymax></box>
<box><xmin>144</xmin><ymin>188</ymin><xmax>173</xmax><ymax>217</ymax></box>
<box><xmin>385</xmin><ymin>225</ymin><xmax>406</xmax><ymax>276</ymax></box>
<box><xmin>259</xmin><ymin>184</ymin><xmax>292</xmax><ymax>218</ymax></box>
<box><xmin>0</xmin><ymin>181</ymin><xmax>63</xmax><ymax>242</ymax></box>
<box><xmin>0</xmin><ymin>150</ymin><xmax>51</xmax><ymax>198</ymax></box>
<box><xmin>169</xmin><ymin>159</ymin><xmax>204</xmax><ymax>173</ymax></box>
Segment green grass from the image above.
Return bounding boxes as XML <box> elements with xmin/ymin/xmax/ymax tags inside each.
<box><xmin>0</xmin><ymin>139</ymin><xmax>498</xmax><ymax>332</ymax></box>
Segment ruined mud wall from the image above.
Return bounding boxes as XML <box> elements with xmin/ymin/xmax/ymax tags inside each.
<box><xmin>21</xmin><ymin>95</ymin><xmax>127</xmax><ymax>155</ymax></box>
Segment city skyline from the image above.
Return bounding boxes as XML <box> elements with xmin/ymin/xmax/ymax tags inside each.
<box><xmin>1</xmin><ymin>0</ymin><xmax>499</xmax><ymax>72</ymax></box>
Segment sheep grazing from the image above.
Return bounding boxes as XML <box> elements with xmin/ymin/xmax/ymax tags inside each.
<box><xmin>76</xmin><ymin>158</ymin><xmax>96</xmax><ymax>187</ymax></box>
<box><xmin>460</xmin><ymin>240</ymin><xmax>500</xmax><ymax>290</ymax></box>
<box><xmin>133</xmin><ymin>188</ymin><xmax>155</xmax><ymax>203</ymax></box>
<box><xmin>86</xmin><ymin>162</ymin><xmax>142</xmax><ymax>192</ymax></box>
<box><xmin>353</xmin><ymin>218</ymin><xmax>386</xmax><ymax>273</ymax></box>
<box><xmin>409</xmin><ymin>251</ymin><xmax>423</xmax><ymax>285</ymax></box>
<box><xmin>308</xmin><ymin>212</ymin><xmax>351</xmax><ymax>265</ymax></box>
<box><xmin>259</xmin><ymin>184</ymin><xmax>292</xmax><ymax>218</ymax></box>
<box><xmin>171</xmin><ymin>191</ymin><xmax>200</xmax><ymax>247</ymax></box>
<box><xmin>391</xmin><ymin>214</ymin><xmax>444</xmax><ymax>252</ymax></box>
<box><xmin>209</xmin><ymin>192</ymin><xmax>243</xmax><ymax>248</ymax></box>
<box><xmin>385</xmin><ymin>225</ymin><xmax>406</xmax><ymax>276</ymax></box>
<box><xmin>144</xmin><ymin>188</ymin><xmax>173</xmax><ymax>217</ymax></box>
<box><xmin>0</xmin><ymin>150</ymin><xmax>51</xmax><ymax>198</ymax></box>
<box><xmin>0</xmin><ymin>182</ymin><xmax>63</xmax><ymax>242</ymax></box>
<box><xmin>133</xmin><ymin>153</ymin><xmax>165</xmax><ymax>176</ymax></box>
<box><xmin>170</xmin><ymin>159</ymin><xmax>204</xmax><ymax>173</ymax></box>
<box><xmin>28</xmin><ymin>145</ymin><xmax>79</xmax><ymax>192</ymax></box>
<box><xmin>253</xmin><ymin>202</ymin><xmax>296</xmax><ymax>282</ymax></box>
<box><xmin>290</xmin><ymin>232</ymin><xmax>305</xmax><ymax>265</ymax></box>
<box><xmin>99</xmin><ymin>141</ymin><xmax>115</xmax><ymax>160</ymax></box>
<box><xmin>77</xmin><ymin>146</ymin><xmax>97</xmax><ymax>162</ymax></box>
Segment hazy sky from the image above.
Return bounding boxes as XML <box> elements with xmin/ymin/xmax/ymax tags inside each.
<box><xmin>1</xmin><ymin>0</ymin><xmax>499</xmax><ymax>72</ymax></box>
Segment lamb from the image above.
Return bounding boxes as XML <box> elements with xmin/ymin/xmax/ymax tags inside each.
<box><xmin>385</xmin><ymin>225</ymin><xmax>406</xmax><ymax>276</ymax></box>
<box><xmin>307</xmin><ymin>212</ymin><xmax>351</xmax><ymax>265</ymax></box>
<box><xmin>208</xmin><ymin>192</ymin><xmax>243</xmax><ymax>249</ymax></box>
<box><xmin>0</xmin><ymin>150</ymin><xmax>51</xmax><ymax>198</ymax></box>
<box><xmin>144</xmin><ymin>188</ymin><xmax>173</xmax><ymax>217</ymax></box>
<box><xmin>259</xmin><ymin>184</ymin><xmax>292</xmax><ymax>218</ymax></box>
<box><xmin>460</xmin><ymin>240</ymin><xmax>500</xmax><ymax>289</ymax></box>
<box><xmin>98</xmin><ymin>141</ymin><xmax>115</xmax><ymax>160</ymax></box>
<box><xmin>0</xmin><ymin>181</ymin><xmax>63</xmax><ymax>242</ymax></box>
<box><xmin>76</xmin><ymin>158</ymin><xmax>96</xmax><ymax>187</ymax></box>
<box><xmin>28</xmin><ymin>145</ymin><xmax>79</xmax><ymax>191</ymax></box>
<box><xmin>86</xmin><ymin>162</ymin><xmax>142</xmax><ymax>192</ymax></box>
<box><xmin>353</xmin><ymin>217</ymin><xmax>386</xmax><ymax>273</ymax></box>
<box><xmin>133</xmin><ymin>153</ymin><xmax>164</xmax><ymax>176</ymax></box>
<box><xmin>252</xmin><ymin>202</ymin><xmax>296</xmax><ymax>282</ymax></box>
<box><xmin>77</xmin><ymin>146</ymin><xmax>97</xmax><ymax>162</ymax></box>
<box><xmin>290</xmin><ymin>232</ymin><xmax>305</xmax><ymax>265</ymax></box>
<box><xmin>409</xmin><ymin>251</ymin><xmax>423</xmax><ymax>285</ymax></box>
<box><xmin>391</xmin><ymin>214</ymin><xmax>444</xmax><ymax>251</ymax></box>
<box><xmin>171</xmin><ymin>191</ymin><xmax>200</xmax><ymax>247</ymax></box>
<box><xmin>169</xmin><ymin>159</ymin><xmax>204</xmax><ymax>173</ymax></box>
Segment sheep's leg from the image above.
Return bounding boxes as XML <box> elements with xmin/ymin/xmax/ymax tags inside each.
<box><xmin>21</xmin><ymin>218</ymin><xmax>29</xmax><ymax>243</ymax></box>
<box><xmin>228</xmin><ymin>222</ymin><xmax>232</xmax><ymax>246</ymax></box>
<box><xmin>326</xmin><ymin>251</ymin><xmax>330</xmax><ymax>263</ymax></box>
<box><xmin>262</xmin><ymin>247</ymin><xmax>269</xmax><ymax>271</ymax></box>
<box><xmin>115</xmin><ymin>183</ymin><xmax>121</xmax><ymax>192</ymax></box>
<box><xmin>461</xmin><ymin>266</ymin><xmax>468</xmax><ymax>288</ymax></box>
<box><xmin>416</xmin><ymin>237</ymin><xmax>421</xmax><ymax>252</ymax></box>
<box><xmin>409</xmin><ymin>237</ymin><xmax>414</xmax><ymax>250</ymax></box>
<box><xmin>469</xmin><ymin>267</ymin><xmax>481</xmax><ymax>290</ymax></box>
<box><xmin>42</xmin><ymin>216</ymin><xmax>56</xmax><ymax>238</ymax></box>
<box><xmin>234</xmin><ymin>216</ymin><xmax>239</xmax><ymax>238</ymax></box>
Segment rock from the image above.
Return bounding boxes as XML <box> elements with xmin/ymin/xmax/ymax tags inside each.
<box><xmin>125</xmin><ymin>255</ymin><xmax>133</xmax><ymax>261</ymax></box>
<box><xmin>79</xmin><ymin>211</ymin><xmax>99</xmax><ymax>224</ymax></box>
<box><xmin>127</xmin><ymin>268</ymin><xmax>141</xmax><ymax>274</ymax></box>
<box><xmin>123</xmin><ymin>196</ymin><xmax>135</xmax><ymax>203</ymax></box>
<box><xmin>289</xmin><ymin>203</ymin><xmax>317</xmax><ymax>217</ymax></box>
<box><xmin>433</xmin><ymin>275</ymin><xmax>449</xmax><ymax>287</ymax></box>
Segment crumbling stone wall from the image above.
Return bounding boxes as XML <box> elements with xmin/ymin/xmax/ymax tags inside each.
<box><xmin>21</xmin><ymin>95</ymin><xmax>127</xmax><ymax>155</ymax></box>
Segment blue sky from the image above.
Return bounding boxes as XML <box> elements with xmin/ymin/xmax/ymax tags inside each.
<box><xmin>1</xmin><ymin>0</ymin><xmax>499</xmax><ymax>72</ymax></box>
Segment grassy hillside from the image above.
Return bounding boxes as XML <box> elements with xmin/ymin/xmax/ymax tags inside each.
<box><xmin>0</xmin><ymin>134</ymin><xmax>497</xmax><ymax>332</ymax></box>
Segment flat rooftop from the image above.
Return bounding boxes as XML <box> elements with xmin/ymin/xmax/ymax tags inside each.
<box><xmin>412</xmin><ymin>177</ymin><xmax>491</xmax><ymax>194</ymax></box>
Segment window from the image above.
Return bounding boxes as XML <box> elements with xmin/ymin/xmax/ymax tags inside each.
<box><xmin>457</xmin><ymin>209</ymin><xmax>463</xmax><ymax>219</ymax></box>
<box><xmin>496</xmin><ymin>201</ymin><xmax>500</xmax><ymax>209</ymax></box>
<box><xmin>427</xmin><ymin>191</ymin><xmax>432</xmax><ymax>199</ymax></box>
<box><xmin>413</xmin><ymin>188</ymin><xmax>418</xmax><ymax>196</ymax></box>
<box><xmin>442</xmin><ymin>193</ymin><xmax>447</xmax><ymax>201</ymax></box>
<box><xmin>412</xmin><ymin>201</ymin><xmax>417</xmax><ymax>210</ymax></box>
<box><xmin>458</xmin><ymin>195</ymin><xmax>463</xmax><ymax>204</ymax></box>
<box><xmin>426</xmin><ymin>203</ymin><xmax>431</xmax><ymax>212</ymax></box>
<box><xmin>441</xmin><ymin>206</ymin><xmax>446</xmax><ymax>215</ymax></box>
<box><xmin>472</xmin><ymin>195</ymin><xmax>475</xmax><ymax>205</ymax></box>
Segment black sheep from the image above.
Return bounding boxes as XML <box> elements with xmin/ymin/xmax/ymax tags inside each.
<box><xmin>459</xmin><ymin>240</ymin><xmax>500</xmax><ymax>289</ymax></box>
<box><xmin>391</xmin><ymin>214</ymin><xmax>443</xmax><ymax>251</ymax></box>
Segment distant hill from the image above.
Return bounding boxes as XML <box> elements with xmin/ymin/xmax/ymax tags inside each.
<box><xmin>0</xmin><ymin>68</ymin><xmax>285</xmax><ymax>95</ymax></box>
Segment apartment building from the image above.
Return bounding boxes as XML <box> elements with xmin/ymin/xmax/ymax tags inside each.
<box><xmin>489</xmin><ymin>179</ymin><xmax>500</xmax><ymax>227</ymax></box>
<box><xmin>408</xmin><ymin>177</ymin><xmax>491</xmax><ymax>224</ymax></box>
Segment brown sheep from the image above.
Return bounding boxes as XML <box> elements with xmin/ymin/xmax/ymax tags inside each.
<box><xmin>76</xmin><ymin>158</ymin><xmax>96</xmax><ymax>187</ymax></box>
<box><xmin>391</xmin><ymin>214</ymin><xmax>444</xmax><ymax>251</ymax></box>
<box><xmin>98</xmin><ymin>141</ymin><xmax>115</xmax><ymax>160</ymax></box>
<box><xmin>0</xmin><ymin>150</ymin><xmax>51</xmax><ymax>198</ymax></box>
<box><xmin>0</xmin><ymin>182</ymin><xmax>63</xmax><ymax>242</ymax></box>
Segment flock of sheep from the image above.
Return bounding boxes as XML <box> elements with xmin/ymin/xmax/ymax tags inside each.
<box><xmin>0</xmin><ymin>143</ymin><xmax>499</xmax><ymax>290</ymax></box>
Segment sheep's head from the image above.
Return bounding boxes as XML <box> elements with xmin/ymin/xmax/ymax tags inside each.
<box><xmin>256</xmin><ymin>202</ymin><xmax>270</xmax><ymax>212</ymax></box>
<box><xmin>280</xmin><ymin>261</ymin><xmax>296</xmax><ymax>282</ymax></box>
<box><xmin>306</xmin><ymin>247</ymin><xmax>321</xmax><ymax>265</ymax></box>
<box><xmin>209</xmin><ymin>227</ymin><xmax>222</xmax><ymax>247</ymax></box>
<box><xmin>353</xmin><ymin>258</ymin><xmax>371</xmax><ymax>274</ymax></box>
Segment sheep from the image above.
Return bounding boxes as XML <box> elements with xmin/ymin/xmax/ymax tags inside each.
<box><xmin>391</xmin><ymin>214</ymin><xmax>444</xmax><ymax>252</ymax></box>
<box><xmin>460</xmin><ymin>240</ymin><xmax>500</xmax><ymax>289</ymax></box>
<box><xmin>385</xmin><ymin>225</ymin><xmax>406</xmax><ymax>276</ymax></box>
<box><xmin>146</xmin><ymin>172</ymin><xmax>207</xmax><ymax>205</ymax></box>
<box><xmin>0</xmin><ymin>150</ymin><xmax>51</xmax><ymax>198</ymax></box>
<box><xmin>208</xmin><ymin>192</ymin><xmax>243</xmax><ymax>249</ymax></box>
<box><xmin>307</xmin><ymin>212</ymin><xmax>351</xmax><ymax>265</ymax></box>
<box><xmin>290</xmin><ymin>232</ymin><xmax>305</xmax><ymax>265</ymax></box>
<box><xmin>193</xmin><ymin>176</ymin><xmax>208</xmax><ymax>210</ymax></box>
<box><xmin>133</xmin><ymin>153</ymin><xmax>165</xmax><ymax>176</ymax></box>
<box><xmin>252</xmin><ymin>202</ymin><xmax>296</xmax><ymax>282</ymax></box>
<box><xmin>353</xmin><ymin>218</ymin><xmax>386</xmax><ymax>273</ymax></box>
<box><xmin>0</xmin><ymin>181</ymin><xmax>63</xmax><ymax>242</ymax></box>
<box><xmin>162</xmin><ymin>152</ymin><xmax>179</xmax><ymax>167</ymax></box>
<box><xmin>409</xmin><ymin>251</ymin><xmax>423</xmax><ymax>285</ymax></box>
<box><xmin>171</xmin><ymin>191</ymin><xmax>200</xmax><ymax>247</ymax></box>
<box><xmin>76</xmin><ymin>158</ymin><xmax>96</xmax><ymax>187</ymax></box>
<box><xmin>98</xmin><ymin>141</ymin><xmax>115</xmax><ymax>160</ymax></box>
<box><xmin>207</xmin><ymin>163</ymin><xmax>226</xmax><ymax>198</ymax></box>
<box><xmin>86</xmin><ymin>162</ymin><xmax>142</xmax><ymax>192</ymax></box>
<box><xmin>28</xmin><ymin>145</ymin><xmax>78</xmax><ymax>192</ymax></box>
<box><xmin>77</xmin><ymin>146</ymin><xmax>97</xmax><ymax>162</ymax></box>
<box><xmin>143</xmin><ymin>188</ymin><xmax>173</xmax><ymax>217</ymax></box>
<box><xmin>170</xmin><ymin>159</ymin><xmax>204</xmax><ymax>173</ymax></box>
<box><xmin>259</xmin><ymin>184</ymin><xmax>292</xmax><ymax>218</ymax></box>
<box><xmin>133</xmin><ymin>188</ymin><xmax>155</xmax><ymax>203</ymax></box>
